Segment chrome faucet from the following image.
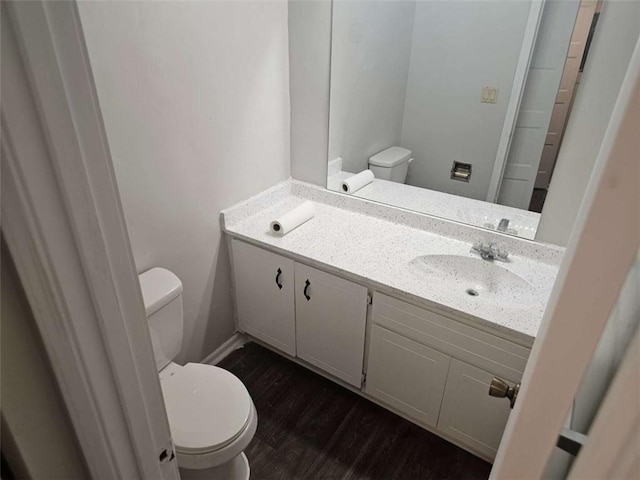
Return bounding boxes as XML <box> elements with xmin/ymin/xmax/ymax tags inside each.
<box><xmin>471</xmin><ymin>239</ymin><xmax>509</xmax><ymax>261</ymax></box>
<box><xmin>497</xmin><ymin>218</ymin><xmax>510</xmax><ymax>232</ymax></box>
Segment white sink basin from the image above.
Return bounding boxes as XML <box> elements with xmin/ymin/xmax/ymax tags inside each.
<box><xmin>408</xmin><ymin>254</ymin><xmax>537</xmax><ymax>306</ymax></box>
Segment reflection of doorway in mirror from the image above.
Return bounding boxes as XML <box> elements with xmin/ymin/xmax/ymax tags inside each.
<box><xmin>497</xmin><ymin>0</ymin><xmax>601</xmax><ymax>213</ymax></box>
<box><xmin>531</xmin><ymin>0</ymin><xmax>602</xmax><ymax>212</ymax></box>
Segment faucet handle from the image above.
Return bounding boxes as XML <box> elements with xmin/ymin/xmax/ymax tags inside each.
<box><xmin>474</xmin><ymin>239</ymin><xmax>492</xmax><ymax>248</ymax></box>
<box><xmin>472</xmin><ymin>239</ymin><xmax>489</xmax><ymax>253</ymax></box>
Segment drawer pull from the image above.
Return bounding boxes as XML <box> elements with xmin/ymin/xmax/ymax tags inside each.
<box><xmin>275</xmin><ymin>268</ymin><xmax>283</xmax><ymax>290</ymax></box>
<box><xmin>304</xmin><ymin>279</ymin><xmax>311</xmax><ymax>301</ymax></box>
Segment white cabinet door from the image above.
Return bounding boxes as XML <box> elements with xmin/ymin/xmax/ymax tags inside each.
<box><xmin>366</xmin><ymin>325</ymin><xmax>451</xmax><ymax>429</ymax></box>
<box><xmin>295</xmin><ymin>263</ymin><xmax>368</xmax><ymax>387</ymax></box>
<box><xmin>232</xmin><ymin>240</ymin><xmax>295</xmax><ymax>356</ymax></box>
<box><xmin>438</xmin><ymin>358</ymin><xmax>513</xmax><ymax>460</ymax></box>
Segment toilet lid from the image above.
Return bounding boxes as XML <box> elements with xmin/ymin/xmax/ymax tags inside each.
<box><xmin>369</xmin><ymin>146</ymin><xmax>412</xmax><ymax>167</ymax></box>
<box><xmin>160</xmin><ymin>363</ymin><xmax>252</xmax><ymax>454</ymax></box>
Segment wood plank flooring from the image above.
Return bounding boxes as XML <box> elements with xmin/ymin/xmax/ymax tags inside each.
<box><xmin>217</xmin><ymin>342</ymin><xmax>491</xmax><ymax>480</ymax></box>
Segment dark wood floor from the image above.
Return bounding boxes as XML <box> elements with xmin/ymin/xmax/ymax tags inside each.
<box><xmin>218</xmin><ymin>342</ymin><xmax>491</xmax><ymax>480</ymax></box>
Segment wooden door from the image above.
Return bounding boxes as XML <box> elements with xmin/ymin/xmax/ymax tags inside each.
<box><xmin>295</xmin><ymin>263</ymin><xmax>368</xmax><ymax>387</ymax></box>
<box><xmin>366</xmin><ymin>325</ymin><xmax>450</xmax><ymax>428</ymax></box>
<box><xmin>232</xmin><ymin>240</ymin><xmax>296</xmax><ymax>356</ymax></box>
<box><xmin>496</xmin><ymin>0</ymin><xmax>581</xmax><ymax>208</ymax></box>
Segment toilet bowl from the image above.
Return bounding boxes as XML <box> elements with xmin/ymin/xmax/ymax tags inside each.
<box><xmin>139</xmin><ymin>268</ymin><xmax>257</xmax><ymax>480</ymax></box>
<box><xmin>368</xmin><ymin>146</ymin><xmax>413</xmax><ymax>183</ymax></box>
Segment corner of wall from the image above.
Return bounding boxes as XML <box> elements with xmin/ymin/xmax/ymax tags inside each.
<box><xmin>288</xmin><ymin>0</ymin><xmax>332</xmax><ymax>187</ymax></box>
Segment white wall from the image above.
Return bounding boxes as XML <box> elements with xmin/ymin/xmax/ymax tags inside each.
<box><xmin>78</xmin><ymin>1</ymin><xmax>290</xmax><ymax>363</ymax></box>
<box><xmin>289</xmin><ymin>0</ymin><xmax>332</xmax><ymax>185</ymax></box>
<box><xmin>328</xmin><ymin>0</ymin><xmax>416</xmax><ymax>174</ymax></box>
<box><xmin>401</xmin><ymin>0</ymin><xmax>530</xmax><ymax>200</ymax></box>
<box><xmin>536</xmin><ymin>0</ymin><xmax>640</xmax><ymax>246</ymax></box>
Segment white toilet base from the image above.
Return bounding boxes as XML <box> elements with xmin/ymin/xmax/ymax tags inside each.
<box><xmin>179</xmin><ymin>452</ymin><xmax>250</xmax><ymax>480</ymax></box>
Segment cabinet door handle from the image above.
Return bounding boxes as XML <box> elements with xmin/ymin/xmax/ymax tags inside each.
<box><xmin>304</xmin><ymin>279</ymin><xmax>311</xmax><ymax>301</ymax></box>
<box><xmin>275</xmin><ymin>268</ymin><xmax>283</xmax><ymax>290</ymax></box>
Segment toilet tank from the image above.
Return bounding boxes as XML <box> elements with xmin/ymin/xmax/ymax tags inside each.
<box><xmin>138</xmin><ymin>268</ymin><xmax>184</xmax><ymax>371</ymax></box>
<box><xmin>368</xmin><ymin>146</ymin><xmax>412</xmax><ymax>183</ymax></box>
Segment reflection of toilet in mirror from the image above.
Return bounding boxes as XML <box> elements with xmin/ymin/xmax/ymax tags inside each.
<box><xmin>368</xmin><ymin>146</ymin><xmax>413</xmax><ymax>184</ymax></box>
<box><xmin>139</xmin><ymin>268</ymin><xmax>257</xmax><ymax>480</ymax></box>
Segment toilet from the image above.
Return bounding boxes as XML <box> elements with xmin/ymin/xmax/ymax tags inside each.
<box><xmin>139</xmin><ymin>267</ymin><xmax>257</xmax><ymax>480</ymax></box>
<box><xmin>368</xmin><ymin>146</ymin><xmax>413</xmax><ymax>183</ymax></box>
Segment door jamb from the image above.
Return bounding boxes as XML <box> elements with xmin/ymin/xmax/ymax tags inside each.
<box><xmin>2</xmin><ymin>2</ymin><xmax>179</xmax><ymax>478</ymax></box>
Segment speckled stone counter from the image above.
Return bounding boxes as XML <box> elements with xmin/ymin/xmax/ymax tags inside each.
<box><xmin>327</xmin><ymin>171</ymin><xmax>540</xmax><ymax>240</ymax></box>
<box><xmin>221</xmin><ymin>180</ymin><xmax>564</xmax><ymax>346</ymax></box>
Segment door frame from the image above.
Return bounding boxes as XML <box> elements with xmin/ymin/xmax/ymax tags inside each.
<box><xmin>568</xmin><ymin>324</ymin><xmax>640</xmax><ymax>479</ymax></box>
<box><xmin>490</xmin><ymin>36</ymin><xmax>640</xmax><ymax>478</ymax></box>
<box><xmin>2</xmin><ymin>2</ymin><xmax>179</xmax><ymax>478</ymax></box>
<box><xmin>534</xmin><ymin>0</ymin><xmax>599</xmax><ymax>190</ymax></box>
<box><xmin>486</xmin><ymin>0</ymin><xmax>546</xmax><ymax>203</ymax></box>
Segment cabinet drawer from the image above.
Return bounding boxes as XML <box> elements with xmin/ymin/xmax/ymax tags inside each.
<box><xmin>372</xmin><ymin>293</ymin><xmax>530</xmax><ymax>381</ymax></box>
<box><xmin>366</xmin><ymin>325</ymin><xmax>450</xmax><ymax>429</ymax></box>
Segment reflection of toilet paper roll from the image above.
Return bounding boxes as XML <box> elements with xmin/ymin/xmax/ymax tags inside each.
<box><xmin>340</xmin><ymin>170</ymin><xmax>375</xmax><ymax>194</ymax></box>
<box><xmin>270</xmin><ymin>201</ymin><xmax>315</xmax><ymax>236</ymax></box>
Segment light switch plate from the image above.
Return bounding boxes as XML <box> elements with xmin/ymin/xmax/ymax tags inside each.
<box><xmin>481</xmin><ymin>86</ymin><xmax>498</xmax><ymax>104</ymax></box>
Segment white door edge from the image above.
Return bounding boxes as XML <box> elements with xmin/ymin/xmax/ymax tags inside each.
<box><xmin>490</xmin><ymin>35</ymin><xmax>640</xmax><ymax>478</ymax></box>
<box><xmin>2</xmin><ymin>2</ymin><xmax>179</xmax><ymax>478</ymax></box>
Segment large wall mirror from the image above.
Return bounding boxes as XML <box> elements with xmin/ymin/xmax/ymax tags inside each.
<box><xmin>326</xmin><ymin>0</ymin><xmax>602</xmax><ymax>240</ymax></box>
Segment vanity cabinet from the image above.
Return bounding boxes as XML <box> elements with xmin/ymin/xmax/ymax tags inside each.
<box><xmin>367</xmin><ymin>293</ymin><xmax>530</xmax><ymax>460</ymax></box>
<box><xmin>232</xmin><ymin>240</ymin><xmax>296</xmax><ymax>356</ymax></box>
<box><xmin>231</xmin><ymin>239</ymin><xmax>531</xmax><ymax>461</ymax></box>
<box><xmin>232</xmin><ymin>240</ymin><xmax>368</xmax><ymax>387</ymax></box>
<box><xmin>295</xmin><ymin>263</ymin><xmax>368</xmax><ymax>387</ymax></box>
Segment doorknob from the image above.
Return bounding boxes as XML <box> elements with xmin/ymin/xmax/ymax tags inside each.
<box><xmin>489</xmin><ymin>377</ymin><xmax>520</xmax><ymax>409</ymax></box>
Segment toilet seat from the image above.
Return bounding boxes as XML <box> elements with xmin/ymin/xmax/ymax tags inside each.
<box><xmin>160</xmin><ymin>363</ymin><xmax>252</xmax><ymax>455</ymax></box>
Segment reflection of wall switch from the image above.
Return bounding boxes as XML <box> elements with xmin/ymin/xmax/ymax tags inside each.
<box><xmin>481</xmin><ymin>86</ymin><xmax>498</xmax><ymax>104</ymax></box>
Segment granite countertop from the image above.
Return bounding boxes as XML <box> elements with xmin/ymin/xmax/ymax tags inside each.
<box><xmin>327</xmin><ymin>171</ymin><xmax>541</xmax><ymax>240</ymax></box>
<box><xmin>222</xmin><ymin>180</ymin><xmax>563</xmax><ymax>347</ymax></box>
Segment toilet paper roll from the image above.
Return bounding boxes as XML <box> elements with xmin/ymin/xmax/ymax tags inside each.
<box><xmin>340</xmin><ymin>170</ymin><xmax>375</xmax><ymax>194</ymax></box>
<box><xmin>270</xmin><ymin>201</ymin><xmax>316</xmax><ymax>236</ymax></box>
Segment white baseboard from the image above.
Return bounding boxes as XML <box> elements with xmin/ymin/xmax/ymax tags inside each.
<box><xmin>201</xmin><ymin>332</ymin><xmax>249</xmax><ymax>365</ymax></box>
